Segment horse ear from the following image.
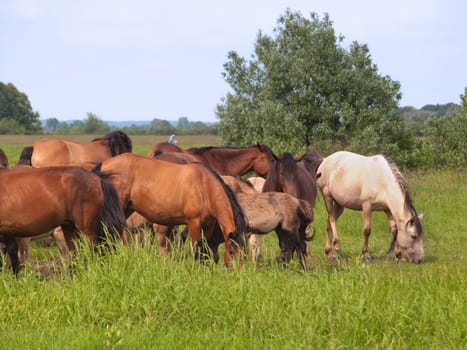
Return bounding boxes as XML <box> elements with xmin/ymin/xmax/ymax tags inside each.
<box><xmin>418</xmin><ymin>213</ymin><xmax>424</xmax><ymax>221</ymax></box>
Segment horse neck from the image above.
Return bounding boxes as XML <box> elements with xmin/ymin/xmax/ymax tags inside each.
<box><xmin>203</xmin><ymin>148</ymin><xmax>257</xmax><ymax>176</ymax></box>
<box><xmin>385</xmin><ymin>184</ymin><xmax>415</xmax><ymax>228</ymax></box>
<box><xmin>88</xmin><ymin>140</ymin><xmax>113</xmax><ymax>158</ymax></box>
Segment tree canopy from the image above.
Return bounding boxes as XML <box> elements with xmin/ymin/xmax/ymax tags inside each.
<box><xmin>216</xmin><ymin>10</ymin><xmax>408</xmax><ymax>159</ymax></box>
<box><xmin>0</xmin><ymin>82</ymin><xmax>42</xmax><ymax>134</ymax></box>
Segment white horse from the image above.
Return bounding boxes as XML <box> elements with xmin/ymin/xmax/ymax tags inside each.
<box><xmin>316</xmin><ymin>151</ymin><xmax>424</xmax><ymax>263</ymax></box>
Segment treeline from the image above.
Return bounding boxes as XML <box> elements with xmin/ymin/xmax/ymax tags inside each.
<box><xmin>42</xmin><ymin>114</ymin><xmax>218</xmax><ymax>136</ymax></box>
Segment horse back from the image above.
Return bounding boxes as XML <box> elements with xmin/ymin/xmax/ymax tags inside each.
<box><xmin>317</xmin><ymin>151</ymin><xmax>396</xmax><ymax>210</ymax></box>
<box><xmin>0</xmin><ymin>166</ymin><xmax>103</xmax><ymax>235</ymax></box>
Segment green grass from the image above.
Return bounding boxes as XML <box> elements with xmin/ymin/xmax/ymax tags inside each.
<box><xmin>0</xmin><ymin>138</ymin><xmax>465</xmax><ymax>349</ymax></box>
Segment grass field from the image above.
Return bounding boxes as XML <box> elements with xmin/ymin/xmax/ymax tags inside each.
<box><xmin>0</xmin><ymin>135</ymin><xmax>465</xmax><ymax>349</ymax></box>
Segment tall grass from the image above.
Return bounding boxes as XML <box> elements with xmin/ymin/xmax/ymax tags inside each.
<box><xmin>0</xmin><ymin>138</ymin><xmax>465</xmax><ymax>349</ymax></box>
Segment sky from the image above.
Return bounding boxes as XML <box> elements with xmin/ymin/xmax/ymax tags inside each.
<box><xmin>1</xmin><ymin>0</ymin><xmax>466</xmax><ymax>123</ymax></box>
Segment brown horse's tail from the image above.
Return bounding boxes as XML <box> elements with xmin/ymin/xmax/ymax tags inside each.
<box><xmin>198</xmin><ymin>164</ymin><xmax>247</xmax><ymax>249</ymax></box>
<box><xmin>18</xmin><ymin>146</ymin><xmax>33</xmax><ymax>165</ymax></box>
<box><xmin>96</xmin><ymin>178</ymin><xmax>127</xmax><ymax>243</ymax></box>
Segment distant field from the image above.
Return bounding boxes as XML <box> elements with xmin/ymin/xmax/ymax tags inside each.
<box><xmin>0</xmin><ymin>134</ymin><xmax>220</xmax><ymax>163</ymax></box>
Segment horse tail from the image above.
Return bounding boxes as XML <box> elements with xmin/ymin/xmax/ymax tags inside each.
<box><xmin>18</xmin><ymin>146</ymin><xmax>33</xmax><ymax>165</ymax></box>
<box><xmin>96</xmin><ymin>178</ymin><xmax>126</xmax><ymax>242</ymax></box>
<box><xmin>200</xmin><ymin>164</ymin><xmax>247</xmax><ymax>249</ymax></box>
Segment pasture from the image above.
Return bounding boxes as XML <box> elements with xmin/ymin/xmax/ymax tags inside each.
<box><xmin>0</xmin><ymin>135</ymin><xmax>465</xmax><ymax>349</ymax></box>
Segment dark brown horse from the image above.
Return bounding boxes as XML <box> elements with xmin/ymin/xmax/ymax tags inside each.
<box><xmin>149</xmin><ymin>143</ymin><xmax>277</xmax><ymax>178</ymax></box>
<box><xmin>0</xmin><ymin>166</ymin><xmax>126</xmax><ymax>273</ymax></box>
<box><xmin>0</xmin><ymin>148</ymin><xmax>8</xmax><ymax>168</ymax></box>
<box><xmin>18</xmin><ymin>130</ymin><xmax>132</xmax><ymax>167</ymax></box>
<box><xmin>92</xmin><ymin>153</ymin><xmax>247</xmax><ymax>266</ymax></box>
<box><xmin>262</xmin><ymin>151</ymin><xmax>323</xmax><ymax>259</ymax></box>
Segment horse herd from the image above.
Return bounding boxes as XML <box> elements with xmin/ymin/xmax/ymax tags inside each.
<box><xmin>0</xmin><ymin>131</ymin><xmax>424</xmax><ymax>274</ymax></box>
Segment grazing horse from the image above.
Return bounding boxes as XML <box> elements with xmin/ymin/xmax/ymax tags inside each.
<box><xmin>316</xmin><ymin>151</ymin><xmax>424</xmax><ymax>263</ymax></box>
<box><xmin>262</xmin><ymin>151</ymin><xmax>322</xmax><ymax>259</ymax></box>
<box><xmin>0</xmin><ymin>166</ymin><xmax>126</xmax><ymax>273</ymax></box>
<box><xmin>18</xmin><ymin>130</ymin><xmax>132</xmax><ymax>167</ymax></box>
<box><xmin>149</xmin><ymin>144</ymin><xmax>277</xmax><ymax>178</ymax></box>
<box><xmin>92</xmin><ymin>153</ymin><xmax>247</xmax><ymax>266</ymax></box>
<box><xmin>0</xmin><ymin>148</ymin><xmax>8</xmax><ymax>168</ymax></box>
<box><xmin>218</xmin><ymin>176</ymin><xmax>313</xmax><ymax>268</ymax></box>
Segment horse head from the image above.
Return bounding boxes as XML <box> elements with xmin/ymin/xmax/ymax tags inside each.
<box><xmin>394</xmin><ymin>213</ymin><xmax>424</xmax><ymax>264</ymax></box>
<box><xmin>252</xmin><ymin>144</ymin><xmax>278</xmax><ymax>178</ymax></box>
<box><xmin>93</xmin><ymin>131</ymin><xmax>133</xmax><ymax>156</ymax></box>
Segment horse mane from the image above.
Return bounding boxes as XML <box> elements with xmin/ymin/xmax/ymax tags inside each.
<box><xmin>298</xmin><ymin>150</ymin><xmax>323</xmax><ymax>176</ymax></box>
<box><xmin>281</xmin><ymin>152</ymin><xmax>298</xmax><ymax>176</ymax></box>
<box><xmin>383</xmin><ymin>155</ymin><xmax>418</xmax><ymax>217</ymax></box>
<box><xmin>187</xmin><ymin>144</ymin><xmax>275</xmax><ymax>156</ymax></box>
<box><xmin>262</xmin><ymin>161</ymin><xmax>280</xmax><ymax>192</ymax></box>
<box><xmin>92</xmin><ymin>131</ymin><xmax>133</xmax><ymax>156</ymax></box>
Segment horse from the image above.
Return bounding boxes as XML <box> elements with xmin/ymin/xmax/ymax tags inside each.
<box><xmin>0</xmin><ymin>148</ymin><xmax>9</xmax><ymax>168</ymax></box>
<box><xmin>0</xmin><ymin>166</ymin><xmax>126</xmax><ymax>273</ymax></box>
<box><xmin>316</xmin><ymin>151</ymin><xmax>424</xmax><ymax>263</ymax></box>
<box><xmin>262</xmin><ymin>151</ymin><xmax>322</xmax><ymax>259</ymax></box>
<box><xmin>149</xmin><ymin>143</ymin><xmax>277</xmax><ymax>178</ymax></box>
<box><xmin>207</xmin><ymin>185</ymin><xmax>314</xmax><ymax>269</ymax></box>
<box><xmin>15</xmin><ymin>131</ymin><xmax>132</xmax><ymax>262</ymax></box>
<box><xmin>18</xmin><ymin>130</ymin><xmax>132</xmax><ymax>167</ymax></box>
<box><xmin>92</xmin><ymin>153</ymin><xmax>247</xmax><ymax>266</ymax></box>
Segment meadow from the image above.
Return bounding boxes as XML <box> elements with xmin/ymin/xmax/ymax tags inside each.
<box><xmin>0</xmin><ymin>135</ymin><xmax>465</xmax><ymax>349</ymax></box>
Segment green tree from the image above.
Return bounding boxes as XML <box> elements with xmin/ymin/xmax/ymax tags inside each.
<box><xmin>82</xmin><ymin>112</ymin><xmax>110</xmax><ymax>134</ymax></box>
<box><xmin>423</xmin><ymin>88</ymin><xmax>467</xmax><ymax>168</ymax></box>
<box><xmin>177</xmin><ymin>116</ymin><xmax>191</xmax><ymax>129</ymax></box>
<box><xmin>45</xmin><ymin>117</ymin><xmax>60</xmax><ymax>133</ymax></box>
<box><xmin>0</xmin><ymin>82</ymin><xmax>42</xmax><ymax>133</ymax></box>
<box><xmin>217</xmin><ymin>10</ymin><xmax>406</xmax><ymax>159</ymax></box>
<box><xmin>149</xmin><ymin>118</ymin><xmax>176</xmax><ymax>135</ymax></box>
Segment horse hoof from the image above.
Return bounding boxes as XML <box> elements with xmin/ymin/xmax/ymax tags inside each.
<box><xmin>363</xmin><ymin>256</ymin><xmax>373</xmax><ymax>264</ymax></box>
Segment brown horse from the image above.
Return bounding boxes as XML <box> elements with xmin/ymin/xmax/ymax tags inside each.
<box><xmin>149</xmin><ymin>143</ymin><xmax>277</xmax><ymax>178</ymax></box>
<box><xmin>0</xmin><ymin>148</ymin><xmax>9</xmax><ymax>168</ymax></box>
<box><xmin>92</xmin><ymin>153</ymin><xmax>247</xmax><ymax>266</ymax></box>
<box><xmin>316</xmin><ymin>151</ymin><xmax>424</xmax><ymax>263</ymax></box>
<box><xmin>18</xmin><ymin>130</ymin><xmax>132</xmax><ymax>167</ymax></box>
<box><xmin>0</xmin><ymin>166</ymin><xmax>126</xmax><ymax>273</ymax></box>
<box><xmin>262</xmin><ymin>151</ymin><xmax>322</xmax><ymax>259</ymax></box>
<box><xmin>15</xmin><ymin>131</ymin><xmax>132</xmax><ymax>261</ymax></box>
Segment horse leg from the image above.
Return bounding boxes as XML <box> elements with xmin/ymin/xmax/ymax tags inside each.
<box><xmin>386</xmin><ymin>212</ymin><xmax>398</xmax><ymax>255</ymax></box>
<box><xmin>248</xmin><ymin>233</ymin><xmax>263</xmax><ymax>263</ymax></box>
<box><xmin>153</xmin><ymin>224</ymin><xmax>171</xmax><ymax>254</ymax></box>
<box><xmin>53</xmin><ymin>227</ymin><xmax>72</xmax><ymax>260</ymax></box>
<box><xmin>324</xmin><ymin>196</ymin><xmax>344</xmax><ymax>258</ymax></box>
<box><xmin>361</xmin><ymin>204</ymin><xmax>373</xmax><ymax>262</ymax></box>
<box><xmin>4</xmin><ymin>237</ymin><xmax>20</xmax><ymax>274</ymax></box>
<box><xmin>16</xmin><ymin>237</ymin><xmax>31</xmax><ymax>265</ymax></box>
<box><xmin>61</xmin><ymin>224</ymin><xmax>77</xmax><ymax>259</ymax></box>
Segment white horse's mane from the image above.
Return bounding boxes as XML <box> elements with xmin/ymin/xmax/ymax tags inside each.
<box><xmin>383</xmin><ymin>155</ymin><xmax>416</xmax><ymax>214</ymax></box>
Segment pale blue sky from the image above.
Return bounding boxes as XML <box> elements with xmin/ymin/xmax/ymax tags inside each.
<box><xmin>1</xmin><ymin>0</ymin><xmax>466</xmax><ymax>122</ymax></box>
